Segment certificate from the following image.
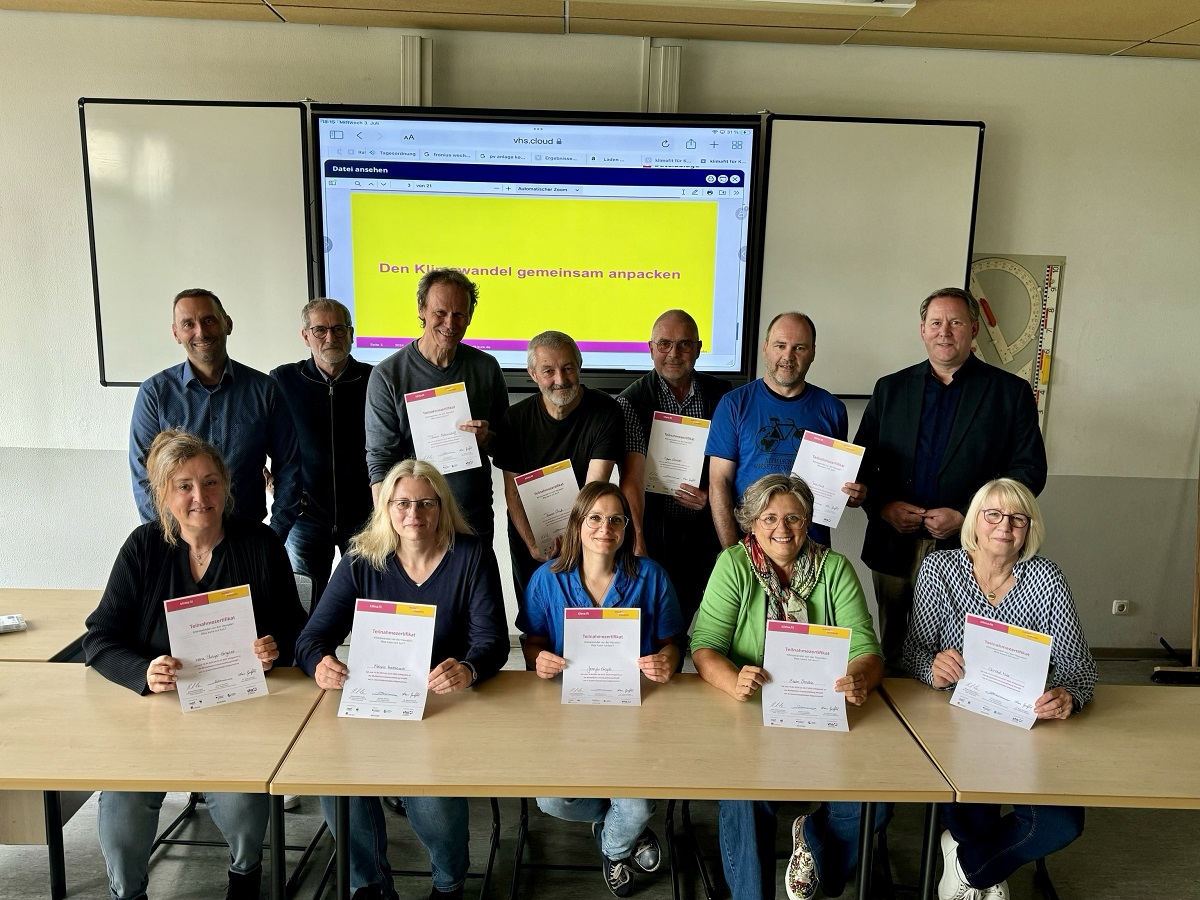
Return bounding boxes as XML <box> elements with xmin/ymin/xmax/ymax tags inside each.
<box><xmin>338</xmin><ymin>600</ymin><xmax>436</xmax><ymax>721</ymax></box>
<box><xmin>515</xmin><ymin>460</ymin><xmax>580</xmax><ymax>557</ymax></box>
<box><xmin>404</xmin><ymin>382</ymin><xmax>481</xmax><ymax>476</ymax></box>
<box><xmin>164</xmin><ymin>585</ymin><xmax>268</xmax><ymax>713</ymax></box>
<box><xmin>790</xmin><ymin>431</ymin><xmax>865</xmax><ymax>528</ymax></box>
<box><xmin>951</xmin><ymin>613</ymin><xmax>1053</xmax><ymax>730</ymax></box>
<box><xmin>761</xmin><ymin>621</ymin><xmax>851</xmax><ymax>731</ymax></box>
<box><xmin>561</xmin><ymin>608</ymin><xmax>641</xmax><ymax>706</ymax></box>
<box><xmin>645</xmin><ymin>412</ymin><xmax>709</xmax><ymax>496</ymax></box>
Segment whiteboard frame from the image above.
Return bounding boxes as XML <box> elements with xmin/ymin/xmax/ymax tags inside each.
<box><xmin>755</xmin><ymin>114</ymin><xmax>984</xmax><ymax>397</ymax></box>
<box><xmin>80</xmin><ymin>98</ymin><xmax>315</xmax><ymax>386</ymax></box>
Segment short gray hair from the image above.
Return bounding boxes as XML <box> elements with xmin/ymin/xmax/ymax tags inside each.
<box><xmin>526</xmin><ymin>330</ymin><xmax>582</xmax><ymax>371</ymax></box>
<box><xmin>734</xmin><ymin>473</ymin><xmax>814</xmax><ymax>532</ymax></box>
<box><xmin>919</xmin><ymin>287</ymin><xmax>981</xmax><ymax>325</ymax></box>
<box><xmin>301</xmin><ymin>297</ymin><xmax>352</xmax><ymax>329</ymax></box>
<box><xmin>764</xmin><ymin>312</ymin><xmax>816</xmax><ymax>347</ymax></box>
<box><xmin>416</xmin><ymin>269</ymin><xmax>479</xmax><ymax>327</ymax></box>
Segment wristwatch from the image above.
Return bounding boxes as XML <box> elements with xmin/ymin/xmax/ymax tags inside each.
<box><xmin>461</xmin><ymin>660</ymin><xmax>478</xmax><ymax>686</ymax></box>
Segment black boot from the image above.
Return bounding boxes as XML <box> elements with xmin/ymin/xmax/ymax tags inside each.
<box><xmin>351</xmin><ymin>886</ymin><xmax>383</xmax><ymax>900</ymax></box>
<box><xmin>225</xmin><ymin>866</ymin><xmax>262</xmax><ymax>900</ymax></box>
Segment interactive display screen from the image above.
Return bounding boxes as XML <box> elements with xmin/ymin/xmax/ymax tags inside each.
<box><xmin>312</xmin><ymin>108</ymin><xmax>761</xmax><ymax>378</ymax></box>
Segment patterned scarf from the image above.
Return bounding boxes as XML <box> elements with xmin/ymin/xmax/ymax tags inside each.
<box><xmin>741</xmin><ymin>533</ymin><xmax>829</xmax><ymax>623</ymax></box>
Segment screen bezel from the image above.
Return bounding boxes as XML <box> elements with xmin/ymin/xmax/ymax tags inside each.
<box><xmin>308</xmin><ymin>103</ymin><xmax>764</xmax><ymax>393</ymax></box>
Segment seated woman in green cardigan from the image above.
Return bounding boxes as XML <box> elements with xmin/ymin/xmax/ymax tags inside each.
<box><xmin>690</xmin><ymin>473</ymin><xmax>887</xmax><ymax>900</ymax></box>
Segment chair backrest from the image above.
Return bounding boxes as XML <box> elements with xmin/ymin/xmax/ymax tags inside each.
<box><xmin>294</xmin><ymin>573</ymin><xmax>314</xmax><ymax>614</ymax></box>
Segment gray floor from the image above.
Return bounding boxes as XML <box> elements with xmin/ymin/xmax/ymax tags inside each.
<box><xmin>3</xmin><ymin>657</ymin><xmax>1197</xmax><ymax>900</ymax></box>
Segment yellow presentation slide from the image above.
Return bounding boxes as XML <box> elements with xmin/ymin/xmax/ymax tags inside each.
<box><xmin>351</xmin><ymin>193</ymin><xmax>717</xmax><ymax>348</ymax></box>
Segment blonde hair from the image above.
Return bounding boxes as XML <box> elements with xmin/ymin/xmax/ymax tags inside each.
<box><xmin>962</xmin><ymin>478</ymin><xmax>1044</xmax><ymax>562</ymax></box>
<box><xmin>349</xmin><ymin>460</ymin><xmax>473</xmax><ymax>571</ymax></box>
<box><xmin>146</xmin><ymin>430</ymin><xmax>232</xmax><ymax>546</ymax></box>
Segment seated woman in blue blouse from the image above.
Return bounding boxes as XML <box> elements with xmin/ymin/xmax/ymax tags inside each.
<box><xmin>519</xmin><ymin>481</ymin><xmax>684</xmax><ymax>898</ymax></box>
<box><xmin>295</xmin><ymin>459</ymin><xmax>508</xmax><ymax>900</ymax></box>
<box><xmin>84</xmin><ymin>430</ymin><xmax>306</xmax><ymax>900</ymax></box>
<box><xmin>902</xmin><ymin>477</ymin><xmax>1097</xmax><ymax>900</ymax></box>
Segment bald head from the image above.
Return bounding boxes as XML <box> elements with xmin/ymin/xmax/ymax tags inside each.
<box><xmin>649</xmin><ymin>309</ymin><xmax>702</xmax><ymax>387</ymax></box>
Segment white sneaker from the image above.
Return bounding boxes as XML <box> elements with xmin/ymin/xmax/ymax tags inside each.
<box><xmin>282</xmin><ymin>794</ymin><xmax>301</xmax><ymax>811</ymax></box>
<box><xmin>980</xmin><ymin>882</ymin><xmax>1009</xmax><ymax>899</ymax></box>
<box><xmin>937</xmin><ymin>830</ymin><xmax>981</xmax><ymax>900</ymax></box>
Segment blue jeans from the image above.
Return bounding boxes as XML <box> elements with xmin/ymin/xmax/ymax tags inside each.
<box><xmin>97</xmin><ymin>791</ymin><xmax>267</xmax><ymax>900</ymax></box>
<box><xmin>942</xmin><ymin>803</ymin><xmax>1084</xmax><ymax>889</ymax></box>
<box><xmin>803</xmin><ymin>802</ymin><xmax>893</xmax><ymax>897</ymax></box>
<box><xmin>319</xmin><ymin>795</ymin><xmax>470</xmax><ymax>894</ymax></box>
<box><xmin>718</xmin><ymin>801</ymin><xmax>891</xmax><ymax>900</ymax></box>
<box><xmin>536</xmin><ymin>797</ymin><xmax>656</xmax><ymax>859</ymax></box>
<box><xmin>285</xmin><ymin>515</ymin><xmax>352</xmax><ymax>609</ymax></box>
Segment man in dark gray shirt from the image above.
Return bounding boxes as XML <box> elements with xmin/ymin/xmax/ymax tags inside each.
<box><xmin>364</xmin><ymin>269</ymin><xmax>509</xmax><ymax>542</ymax></box>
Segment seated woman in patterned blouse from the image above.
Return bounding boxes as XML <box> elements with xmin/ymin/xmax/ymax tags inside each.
<box><xmin>902</xmin><ymin>477</ymin><xmax>1098</xmax><ymax>900</ymax></box>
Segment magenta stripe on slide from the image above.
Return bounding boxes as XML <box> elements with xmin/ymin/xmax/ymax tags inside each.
<box><xmin>356</xmin><ymin>337</ymin><xmax>648</xmax><ymax>353</ymax></box>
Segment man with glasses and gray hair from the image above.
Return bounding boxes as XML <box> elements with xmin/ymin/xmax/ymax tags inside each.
<box><xmin>492</xmin><ymin>330</ymin><xmax>625</xmax><ymax>603</ymax></box>
<box><xmin>855</xmin><ymin>287</ymin><xmax>1047</xmax><ymax>669</ymax></box>
<box><xmin>271</xmin><ymin>297</ymin><xmax>373</xmax><ymax>608</ymax></box>
<box><xmin>617</xmin><ymin>309</ymin><xmax>732</xmax><ymax>627</ymax></box>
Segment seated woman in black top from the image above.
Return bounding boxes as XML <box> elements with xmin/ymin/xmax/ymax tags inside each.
<box><xmin>295</xmin><ymin>458</ymin><xmax>509</xmax><ymax>900</ymax></box>
<box><xmin>83</xmin><ymin>429</ymin><xmax>306</xmax><ymax>900</ymax></box>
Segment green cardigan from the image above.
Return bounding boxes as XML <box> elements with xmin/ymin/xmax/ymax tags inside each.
<box><xmin>691</xmin><ymin>544</ymin><xmax>882</xmax><ymax>670</ymax></box>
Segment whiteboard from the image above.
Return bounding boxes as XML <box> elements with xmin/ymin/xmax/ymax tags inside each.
<box><xmin>81</xmin><ymin>100</ymin><xmax>312</xmax><ymax>385</ymax></box>
<box><xmin>758</xmin><ymin>117</ymin><xmax>982</xmax><ymax>395</ymax></box>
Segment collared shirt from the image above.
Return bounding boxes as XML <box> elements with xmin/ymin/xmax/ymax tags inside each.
<box><xmin>618</xmin><ymin>371</ymin><xmax>703</xmax><ymax>520</ymax></box>
<box><xmin>517</xmin><ymin>556</ymin><xmax>684</xmax><ymax>657</ymax></box>
<box><xmin>902</xmin><ymin>548</ymin><xmax>1097</xmax><ymax>710</ymax></box>
<box><xmin>128</xmin><ymin>358</ymin><xmax>301</xmax><ymax>538</ymax></box>
<box><xmin>913</xmin><ymin>357</ymin><xmax>975</xmax><ymax>508</ymax></box>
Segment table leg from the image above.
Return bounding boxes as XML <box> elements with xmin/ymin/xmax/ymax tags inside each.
<box><xmin>856</xmin><ymin>801</ymin><xmax>876</xmax><ymax>900</ymax></box>
<box><xmin>918</xmin><ymin>803</ymin><xmax>939</xmax><ymax>900</ymax></box>
<box><xmin>43</xmin><ymin>791</ymin><xmax>66</xmax><ymax>900</ymax></box>
<box><xmin>336</xmin><ymin>796</ymin><xmax>350</xmax><ymax>900</ymax></box>
<box><xmin>269</xmin><ymin>794</ymin><xmax>285</xmax><ymax>900</ymax></box>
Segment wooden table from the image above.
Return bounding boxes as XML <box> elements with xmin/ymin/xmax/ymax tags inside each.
<box><xmin>0</xmin><ymin>662</ymin><xmax>322</xmax><ymax>900</ymax></box>
<box><xmin>272</xmin><ymin>672</ymin><xmax>953</xmax><ymax>900</ymax></box>
<box><xmin>0</xmin><ymin>588</ymin><xmax>100</xmax><ymax>662</ymax></box>
<box><xmin>883</xmin><ymin>678</ymin><xmax>1200</xmax><ymax>808</ymax></box>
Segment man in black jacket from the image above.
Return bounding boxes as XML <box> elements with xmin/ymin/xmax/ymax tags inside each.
<box><xmin>271</xmin><ymin>298</ymin><xmax>373</xmax><ymax>608</ymax></box>
<box><xmin>618</xmin><ymin>309</ymin><xmax>732</xmax><ymax>627</ymax></box>
<box><xmin>855</xmin><ymin>287</ymin><xmax>1047</xmax><ymax>667</ymax></box>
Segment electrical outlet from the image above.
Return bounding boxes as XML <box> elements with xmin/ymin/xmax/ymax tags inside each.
<box><xmin>1112</xmin><ymin>600</ymin><xmax>1131</xmax><ymax>615</ymax></box>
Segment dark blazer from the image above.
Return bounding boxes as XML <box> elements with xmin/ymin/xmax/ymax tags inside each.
<box><xmin>854</xmin><ymin>354</ymin><xmax>1047</xmax><ymax>577</ymax></box>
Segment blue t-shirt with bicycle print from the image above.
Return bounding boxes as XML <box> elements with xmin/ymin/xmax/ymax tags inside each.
<box><xmin>705</xmin><ymin>378</ymin><xmax>848</xmax><ymax>547</ymax></box>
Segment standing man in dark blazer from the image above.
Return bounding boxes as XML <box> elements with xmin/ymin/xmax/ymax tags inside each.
<box><xmin>855</xmin><ymin>287</ymin><xmax>1047</xmax><ymax>667</ymax></box>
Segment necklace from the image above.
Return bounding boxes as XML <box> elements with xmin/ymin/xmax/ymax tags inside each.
<box><xmin>190</xmin><ymin>547</ymin><xmax>212</xmax><ymax>565</ymax></box>
<box><xmin>974</xmin><ymin>565</ymin><xmax>1012</xmax><ymax>602</ymax></box>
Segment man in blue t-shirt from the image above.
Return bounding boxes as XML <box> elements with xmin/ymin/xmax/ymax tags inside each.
<box><xmin>706</xmin><ymin>312</ymin><xmax>865</xmax><ymax>549</ymax></box>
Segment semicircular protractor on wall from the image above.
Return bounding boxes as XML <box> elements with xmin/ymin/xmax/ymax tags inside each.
<box><xmin>969</xmin><ymin>256</ymin><xmax>1042</xmax><ymax>364</ymax></box>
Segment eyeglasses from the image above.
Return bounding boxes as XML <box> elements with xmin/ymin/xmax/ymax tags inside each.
<box><xmin>307</xmin><ymin>324</ymin><xmax>350</xmax><ymax>339</ymax></box>
<box><xmin>583</xmin><ymin>513</ymin><xmax>630</xmax><ymax>530</ymax></box>
<box><xmin>757</xmin><ymin>513</ymin><xmax>806</xmax><ymax>528</ymax></box>
<box><xmin>980</xmin><ymin>509</ymin><xmax>1030</xmax><ymax>529</ymax></box>
<box><xmin>651</xmin><ymin>339</ymin><xmax>699</xmax><ymax>354</ymax></box>
<box><xmin>389</xmin><ymin>498</ymin><xmax>440</xmax><ymax>512</ymax></box>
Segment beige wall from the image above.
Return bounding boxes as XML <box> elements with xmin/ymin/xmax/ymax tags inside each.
<box><xmin>1</xmin><ymin>9</ymin><xmax>1197</xmax><ymax>647</ymax></box>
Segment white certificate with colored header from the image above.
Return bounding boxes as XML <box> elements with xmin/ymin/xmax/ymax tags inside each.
<box><xmin>645</xmin><ymin>412</ymin><xmax>709</xmax><ymax>496</ymax></box>
<box><xmin>164</xmin><ymin>585</ymin><xmax>268</xmax><ymax>713</ymax></box>
<box><xmin>790</xmin><ymin>431</ymin><xmax>865</xmax><ymax>528</ymax></box>
<box><xmin>951</xmin><ymin>613</ymin><xmax>1052</xmax><ymax>730</ymax></box>
<box><xmin>761</xmin><ymin>621</ymin><xmax>851</xmax><ymax>731</ymax></box>
<box><xmin>515</xmin><ymin>460</ymin><xmax>580</xmax><ymax>557</ymax></box>
<box><xmin>404</xmin><ymin>382</ymin><xmax>481</xmax><ymax>475</ymax></box>
<box><xmin>338</xmin><ymin>600</ymin><xmax>436</xmax><ymax>721</ymax></box>
<box><xmin>561</xmin><ymin>608</ymin><xmax>642</xmax><ymax>706</ymax></box>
